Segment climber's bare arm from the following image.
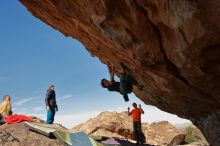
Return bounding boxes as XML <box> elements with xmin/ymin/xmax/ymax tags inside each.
<box><xmin>127</xmin><ymin>107</ymin><xmax>131</xmax><ymax>116</ymax></box>
<box><xmin>107</xmin><ymin>64</ymin><xmax>115</xmax><ymax>84</ymax></box>
<box><xmin>140</xmin><ymin>108</ymin><xmax>145</xmax><ymax>114</ymax></box>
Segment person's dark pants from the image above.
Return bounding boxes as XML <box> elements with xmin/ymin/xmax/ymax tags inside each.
<box><xmin>133</xmin><ymin>121</ymin><xmax>143</xmax><ymax>144</ymax></box>
<box><xmin>120</xmin><ymin>73</ymin><xmax>137</xmax><ymax>102</ymax></box>
<box><xmin>0</xmin><ymin>114</ymin><xmax>5</xmax><ymax>125</ymax></box>
<box><xmin>123</xmin><ymin>94</ymin><xmax>129</xmax><ymax>102</ymax></box>
<box><xmin>46</xmin><ymin>106</ymin><xmax>56</xmax><ymax>124</ymax></box>
<box><xmin>120</xmin><ymin>73</ymin><xmax>139</xmax><ymax>94</ymax></box>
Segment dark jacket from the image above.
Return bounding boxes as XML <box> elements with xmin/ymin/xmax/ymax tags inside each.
<box><xmin>45</xmin><ymin>89</ymin><xmax>57</xmax><ymax>108</ymax></box>
<box><xmin>107</xmin><ymin>81</ymin><xmax>120</xmax><ymax>92</ymax></box>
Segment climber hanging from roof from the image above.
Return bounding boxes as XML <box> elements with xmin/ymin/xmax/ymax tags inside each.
<box><xmin>101</xmin><ymin>63</ymin><xmax>144</xmax><ymax>102</ymax></box>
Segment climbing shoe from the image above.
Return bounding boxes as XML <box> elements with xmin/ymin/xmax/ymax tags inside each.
<box><xmin>123</xmin><ymin>94</ymin><xmax>129</xmax><ymax>102</ymax></box>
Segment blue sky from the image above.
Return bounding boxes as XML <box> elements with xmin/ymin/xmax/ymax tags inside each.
<box><xmin>0</xmin><ymin>1</ymin><xmax>189</xmax><ymax>127</ymax></box>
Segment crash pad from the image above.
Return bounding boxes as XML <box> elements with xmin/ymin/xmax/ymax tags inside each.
<box><xmin>24</xmin><ymin>122</ymin><xmax>69</xmax><ymax>137</ymax></box>
<box><xmin>101</xmin><ymin>138</ymin><xmax>121</xmax><ymax>145</ymax></box>
<box><xmin>53</xmin><ymin>131</ymin><xmax>104</xmax><ymax>146</ymax></box>
<box><xmin>25</xmin><ymin>122</ymin><xmax>104</xmax><ymax>146</ymax></box>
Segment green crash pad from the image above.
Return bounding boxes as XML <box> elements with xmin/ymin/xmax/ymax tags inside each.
<box><xmin>25</xmin><ymin>122</ymin><xmax>104</xmax><ymax>146</ymax></box>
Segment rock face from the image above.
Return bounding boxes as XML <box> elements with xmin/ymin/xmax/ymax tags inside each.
<box><xmin>72</xmin><ymin>112</ymin><xmax>186</xmax><ymax>145</ymax></box>
<box><xmin>19</xmin><ymin>0</ymin><xmax>220</xmax><ymax>145</ymax></box>
<box><xmin>183</xmin><ymin>125</ymin><xmax>208</xmax><ymax>145</ymax></box>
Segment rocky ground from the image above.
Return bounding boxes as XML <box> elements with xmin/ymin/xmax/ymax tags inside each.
<box><xmin>0</xmin><ymin>122</ymin><xmax>153</xmax><ymax>146</ymax></box>
<box><xmin>0</xmin><ymin>122</ymin><xmax>62</xmax><ymax>146</ymax></box>
<box><xmin>0</xmin><ymin>113</ymin><xmax>208</xmax><ymax>146</ymax></box>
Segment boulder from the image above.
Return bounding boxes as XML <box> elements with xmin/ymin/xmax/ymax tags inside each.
<box><xmin>19</xmin><ymin>1</ymin><xmax>220</xmax><ymax>145</ymax></box>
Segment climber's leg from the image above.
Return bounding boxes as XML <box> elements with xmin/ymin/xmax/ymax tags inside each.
<box><xmin>123</xmin><ymin>94</ymin><xmax>129</xmax><ymax>102</ymax></box>
<box><xmin>120</xmin><ymin>63</ymin><xmax>144</xmax><ymax>91</ymax></box>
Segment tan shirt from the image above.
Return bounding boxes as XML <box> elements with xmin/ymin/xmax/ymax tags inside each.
<box><xmin>0</xmin><ymin>102</ymin><xmax>11</xmax><ymax>117</ymax></box>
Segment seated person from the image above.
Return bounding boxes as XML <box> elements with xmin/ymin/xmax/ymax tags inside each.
<box><xmin>101</xmin><ymin>63</ymin><xmax>143</xmax><ymax>102</ymax></box>
<box><xmin>0</xmin><ymin>95</ymin><xmax>12</xmax><ymax>118</ymax></box>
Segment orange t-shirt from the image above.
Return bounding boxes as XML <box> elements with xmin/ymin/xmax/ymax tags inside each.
<box><xmin>130</xmin><ymin>108</ymin><xmax>142</xmax><ymax>122</ymax></box>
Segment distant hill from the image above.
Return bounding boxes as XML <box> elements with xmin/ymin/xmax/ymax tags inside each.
<box><xmin>183</xmin><ymin>125</ymin><xmax>209</xmax><ymax>146</ymax></box>
<box><xmin>72</xmin><ymin>111</ymin><xmax>186</xmax><ymax>146</ymax></box>
<box><xmin>175</xmin><ymin>122</ymin><xmax>192</xmax><ymax>130</ymax></box>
